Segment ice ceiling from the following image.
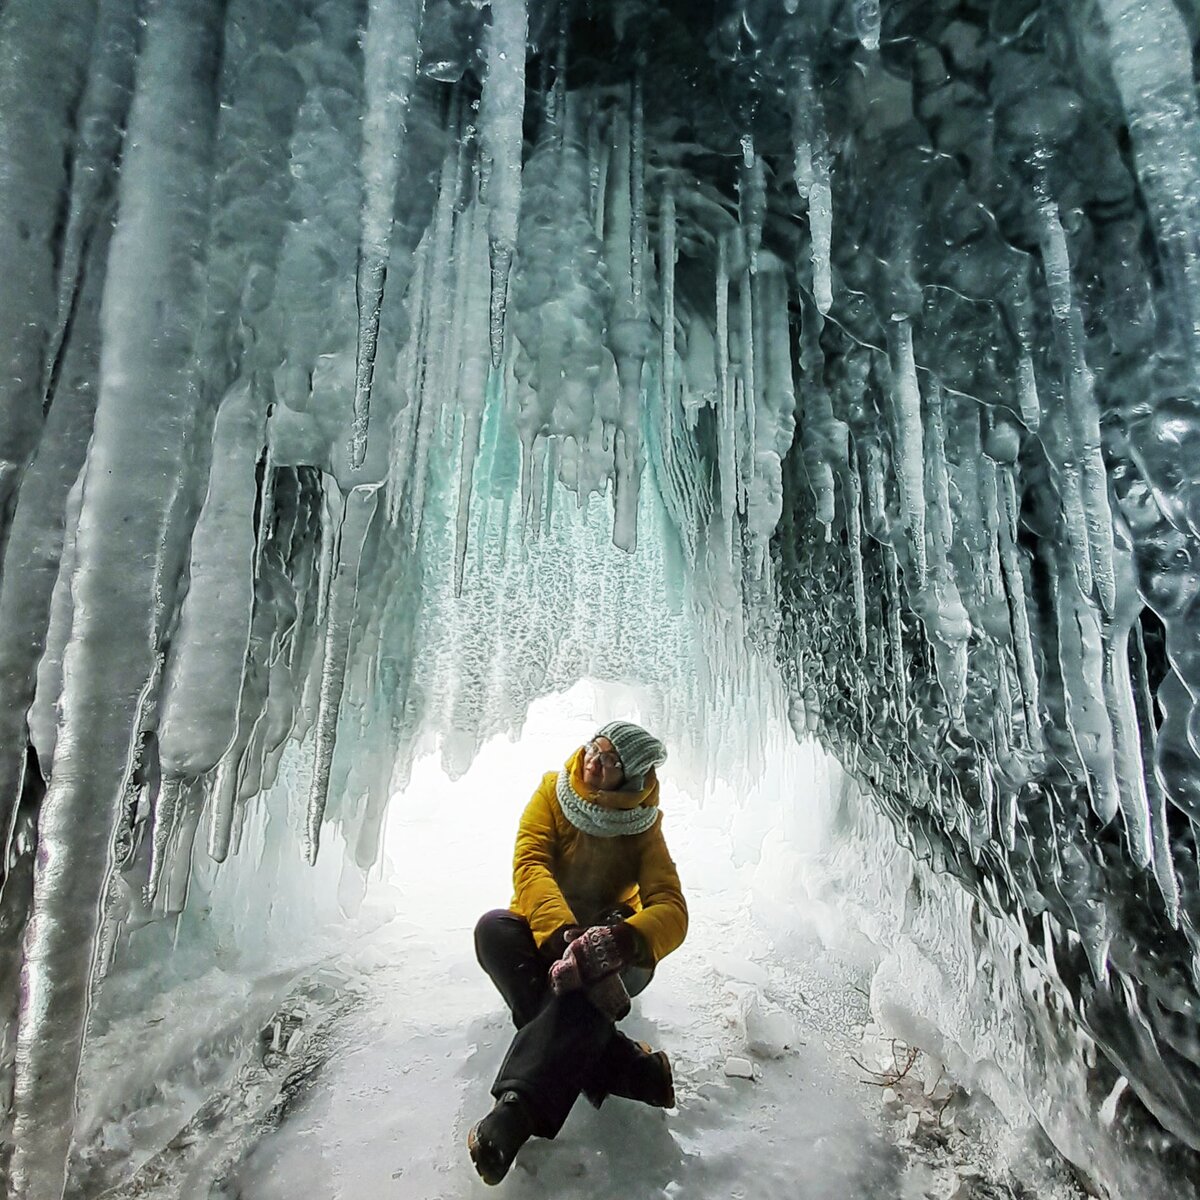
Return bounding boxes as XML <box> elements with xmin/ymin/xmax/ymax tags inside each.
<box><xmin>1</xmin><ymin>0</ymin><xmax>1200</xmax><ymax>1195</ymax></box>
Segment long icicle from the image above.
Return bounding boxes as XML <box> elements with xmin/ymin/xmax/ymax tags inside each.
<box><xmin>350</xmin><ymin>0</ymin><xmax>425</xmax><ymax>469</ymax></box>
<box><xmin>11</xmin><ymin>2</ymin><xmax>224</xmax><ymax>1193</ymax></box>
<box><xmin>454</xmin><ymin>208</ymin><xmax>492</xmax><ymax>596</ymax></box>
<box><xmin>0</xmin><ymin>0</ymin><xmax>99</xmax><ymax>542</ymax></box>
<box><xmin>1036</xmin><ymin>185</ymin><xmax>1117</xmax><ymax>615</ymax></box>
<box><xmin>479</xmin><ymin>0</ymin><xmax>528</xmax><ymax>366</ymax></box>
<box><xmin>305</xmin><ymin>483</ymin><xmax>378</xmax><ymax>864</ymax></box>
<box><xmin>889</xmin><ymin>319</ymin><xmax>927</xmax><ymax>588</ymax></box>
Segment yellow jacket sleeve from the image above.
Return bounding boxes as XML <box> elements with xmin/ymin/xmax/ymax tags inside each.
<box><xmin>512</xmin><ymin>777</ymin><xmax>576</xmax><ymax>947</ymax></box>
<box><xmin>626</xmin><ymin>816</ymin><xmax>688</xmax><ymax>965</ymax></box>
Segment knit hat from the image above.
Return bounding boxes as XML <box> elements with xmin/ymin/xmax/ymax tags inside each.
<box><xmin>593</xmin><ymin>721</ymin><xmax>667</xmax><ymax>791</ymax></box>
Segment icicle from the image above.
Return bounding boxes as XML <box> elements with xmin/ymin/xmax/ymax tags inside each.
<box><xmin>978</xmin><ymin>448</ymin><xmax>1018</xmax><ymax>739</ymax></box>
<box><xmin>26</xmin><ymin>473</ymin><xmax>84</xmax><ymax>777</ymax></box>
<box><xmin>316</xmin><ymin>480</ymin><xmax>339</xmax><ymax>627</ymax></box>
<box><xmin>146</xmin><ymin>775</ymin><xmax>193</xmax><ymax>904</ymax></box>
<box><xmin>1055</xmin><ymin>418</ymin><xmax>1096</xmax><ymax>600</ymax></box>
<box><xmin>992</xmin><ymin>650</ymin><xmax>1016</xmax><ymax>762</ymax></box>
<box><xmin>454</xmin><ymin>216</ymin><xmax>491</xmax><ymax>597</ymax></box>
<box><xmin>0</xmin><ymin>0</ymin><xmax>99</xmax><ymax>532</ymax></box>
<box><xmin>802</xmin><ymin>384</ymin><xmax>838</xmax><ymax>534</ymax></box>
<box><xmin>847</xmin><ymin>445</ymin><xmax>868</xmax><ymax>654</ymax></box>
<box><xmin>253</xmin><ymin>441</ymin><xmax>277</xmax><ymax>572</ymax></box>
<box><xmin>526</xmin><ymin>436</ymin><xmax>548</xmax><ymax>540</ymax></box>
<box><xmin>1050</xmin><ymin>558</ymin><xmax>1121</xmax><ymax>824</ymax></box>
<box><xmin>383</xmin><ymin>241</ymin><xmax>430</xmax><ymax>517</ymax></box>
<box><xmin>158</xmin><ymin>378</ymin><xmax>262</xmax><ymax>786</ymax></box>
<box><xmin>350</xmin><ymin>0</ymin><xmax>425</xmax><ymax>469</ymax></box>
<box><xmin>1016</xmin><ymin>350</ymin><xmax>1042</xmax><ymax>432</ymax></box>
<box><xmin>407</xmin><ymin>134</ymin><xmax>466</xmax><ymax>543</ymax></box>
<box><xmin>603</xmin><ymin>107</ymin><xmax>649</xmax><ymax>552</ymax></box>
<box><xmin>738</xmin><ymin>269</ymin><xmax>757</xmax><ymax>514</ymax></box>
<box><xmin>661</xmin><ymin>186</ymin><xmax>677</xmax><ymax>411</ymax></box>
<box><xmin>11</xmin><ymin>2</ymin><xmax>224</xmax><ymax>1195</ymax></box>
<box><xmin>739</xmin><ymin>135</ymin><xmax>766</xmax><ymax>274</ymax></box>
<box><xmin>999</xmin><ymin>771</ymin><xmax>1019</xmax><ymax>853</ymax></box>
<box><xmin>922</xmin><ymin>380</ymin><xmax>969</xmax><ymax>721</ymax></box>
<box><xmin>0</xmin><ymin>218</ymin><xmax>107</xmax><ymax>854</ymax></box>
<box><xmin>384</xmin><ymin>408</ymin><xmax>406</xmax><ymax>526</ymax></box>
<box><xmin>863</xmin><ymin>438</ymin><xmax>887</xmax><ymax>535</ymax></box>
<box><xmin>207</xmin><ymin>745</ymin><xmax>240</xmax><ymax>862</ymax></box>
<box><xmin>415</xmin><ymin>111</ymin><xmax>466</xmax><ymax>431</ymax></box>
<box><xmin>305</xmin><ymin>484</ymin><xmax>378</xmax><ymax>864</ymax></box>
<box><xmin>1101</xmin><ymin>620</ymin><xmax>1153</xmax><ymax>867</ymax></box>
<box><xmin>888</xmin><ymin>319</ymin><xmax>928</xmax><ymax>587</ymax></box>
<box><xmin>1131</xmin><ymin>620</ymin><xmax>1182</xmax><ymax>923</ymax></box>
<box><xmin>716</xmin><ymin>233</ymin><xmax>736</xmax><ymax>525</ymax></box>
<box><xmin>996</xmin><ymin>467</ymin><xmax>1044</xmax><ymax>750</ymax></box>
<box><xmin>589</xmin><ymin>107</ymin><xmax>609</xmax><ymax>236</ymax></box>
<box><xmin>1098</xmin><ymin>544</ymin><xmax>1156</xmax><ymax>867</ymax></box>
<box><xmin>809</xmin><ymin>167</ymin><xmax>833</xmax><ymax>314</ymax></box>
<box><xmin>1036</xmin><ymin>189</ymin><xmax>1117</xmax><ymax>615</ymax></box>
<box><xmin>630</xmin><ymin>68</ymin><xmax>646</xmax><ymax>313</ymax></box>
<box><xmin>479</xmin><ymin>0</ymin><xmax>528</xmax><ymax>366</ymax></box>
<box><xmin>926</xmin><ymin>383</ymin><xmax>952</xmax><ymax>552</ymax></box>
<box><xmin>40</xmin><ymin>0</ymin><xmax>138</xmax><ymax>411</ymax></box>
<box><xmin>884</xmin><ymin>544</ymin><xmax>909</xmax><ymax>723</ymax></box>
<box><xmin>1093</xmin><ymin>0</ymin><xmax>1200</xmax><ymax>371</ymax></box>
<box><xmin>745</xmin><ymin>264</ymin><xmax>797</xmax><ymax>578</ymax></box>
<box><xmin>791</xmin><ymin>64</ymin><xmax>833</xmax><ymax>314</ymax></box>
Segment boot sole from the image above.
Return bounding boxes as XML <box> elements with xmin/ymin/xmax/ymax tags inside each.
<box><xmin>467</xmin><ymin>1122</ymin><xmax>507</xmax><ymax>1186</ymax></box>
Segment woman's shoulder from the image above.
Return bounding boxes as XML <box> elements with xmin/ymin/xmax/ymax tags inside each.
<box><xmin>528</xmin><ymin>769</ymin><xmax>565</xmax><ymax>813</ymax></box>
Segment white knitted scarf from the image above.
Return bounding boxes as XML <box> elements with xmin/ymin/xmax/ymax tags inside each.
<box><xmin>556</xmin><ymin>769</ymin><xmax>660</xmax><ymax>839</ymax></box>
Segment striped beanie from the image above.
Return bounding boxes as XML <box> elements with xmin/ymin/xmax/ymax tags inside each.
<box><xmin>593</xmin><ymin>721</ymin><xmax>667</xmax><ymax>791</ymax></box>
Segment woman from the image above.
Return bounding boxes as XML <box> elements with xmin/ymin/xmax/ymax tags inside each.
<box><xmin>469</xmin><ymin>720</ymin><xmax>688</xmax><ymax>1185</ymax></box>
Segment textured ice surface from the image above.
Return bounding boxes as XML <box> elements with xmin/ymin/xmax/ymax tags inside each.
<box><xmin>2</xmin><ymin>1</ymin><xmax>1200</xmax><ymax>1196</ymax></box>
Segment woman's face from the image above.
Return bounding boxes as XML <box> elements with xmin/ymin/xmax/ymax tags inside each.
<box><xmin>582</xmin><ymin>736</ymin><xmax>625</xmax><ymax>790</ymax></box>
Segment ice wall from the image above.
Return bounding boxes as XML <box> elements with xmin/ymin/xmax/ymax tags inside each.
<box><xmin>1</xmin><ymin>0</ymin><xmax>1200</xmax><ymax>1196</ymax></box>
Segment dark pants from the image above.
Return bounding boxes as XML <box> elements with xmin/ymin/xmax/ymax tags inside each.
<box><xmin>474</xmin><ymin>908</ymin><xmax>655</xmax><ymax>1138</ymax></box>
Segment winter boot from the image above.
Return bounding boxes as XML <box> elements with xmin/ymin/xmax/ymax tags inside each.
<box><xmin>585</xmin><ymin>1038</ymin><xmax>675</xmax><ymax>1110</ymax></box>
<box><xmin>467</xmin><ymin>1090</ymin><xmax>533</xmax><ymax>1185</ymax></box>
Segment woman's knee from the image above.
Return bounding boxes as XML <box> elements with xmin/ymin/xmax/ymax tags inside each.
<box><xmin>475</xmin><ymin>909</ymin><xmax>532</xmax><ymax>963</ymax></box>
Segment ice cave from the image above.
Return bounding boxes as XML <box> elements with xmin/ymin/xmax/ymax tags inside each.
<box><xmin>1</xmin><ymin>0</ymin><xmax>1199</xmax><ymax>1196</ymax></box>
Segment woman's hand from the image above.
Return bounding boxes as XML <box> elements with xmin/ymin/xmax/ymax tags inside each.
<box><xmin>542</xmin><ymin>923</ymin><xmax>584</xmax><ymax>964</ymax></box>
<box><xmin>548</xmin><ymin>922</ymin><xmax>639</xmax><ymax>994</ymax></box>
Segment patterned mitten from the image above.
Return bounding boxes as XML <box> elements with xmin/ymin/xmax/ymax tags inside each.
<box><xmin>549</xmin><ymin>923</ymin><xmax>638</xmax><ymax>994</ymax></box>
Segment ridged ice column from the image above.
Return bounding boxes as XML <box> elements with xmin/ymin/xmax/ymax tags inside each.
<box><xmin>11</xmin><ymin>1</ymin><xmax>222</xmax><ymax>1194</ymax></box>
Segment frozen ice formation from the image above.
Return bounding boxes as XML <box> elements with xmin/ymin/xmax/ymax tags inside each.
<box><xmin>2</xmin><ymin>0</ymin><xmax>1200</xmax><ymax>1195</ymax></box>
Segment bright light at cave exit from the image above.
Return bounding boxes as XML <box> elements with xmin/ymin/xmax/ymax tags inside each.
<box><xmin>382</xmin><ymin>680</ymin><xmax>661</xmax><ymax>937</ymax></box>
<box><xmin>381</xmin><ymin>678</ymin><xmax>833</xmax><ymax>951</ymax></box>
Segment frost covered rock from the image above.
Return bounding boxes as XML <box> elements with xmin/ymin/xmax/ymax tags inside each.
<box><xmin>723</xmin><ymin>1056</ymin><xmax>756</xmax><ymax>1081</ymax></box>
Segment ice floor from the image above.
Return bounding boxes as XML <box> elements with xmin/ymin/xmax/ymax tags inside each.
<box><xmin>73</xmin><ymin>694</ymin><xmax>1087</xmax><ymax>1199</ymax></box>
<box><xmin>205</xmin><ymin>712</ymin><xmax>1084</xmax><ymax>1200</ymax></box>
<box><xmin>231</xmin><ymin>914</ymin><xmax>900</xmax><ymax>1200</ymax></box>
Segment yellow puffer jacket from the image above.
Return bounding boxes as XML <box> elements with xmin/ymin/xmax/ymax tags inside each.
<box><xmin>510</xmin><ymin>748</ymin><xmax>688</xmax><ymax>966</ymax></box>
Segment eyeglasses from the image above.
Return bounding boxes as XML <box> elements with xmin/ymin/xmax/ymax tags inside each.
<box><xmin>584</xmin><ymin>740</ymin><xmax>623</xmax><ymax>771</ymax></box>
